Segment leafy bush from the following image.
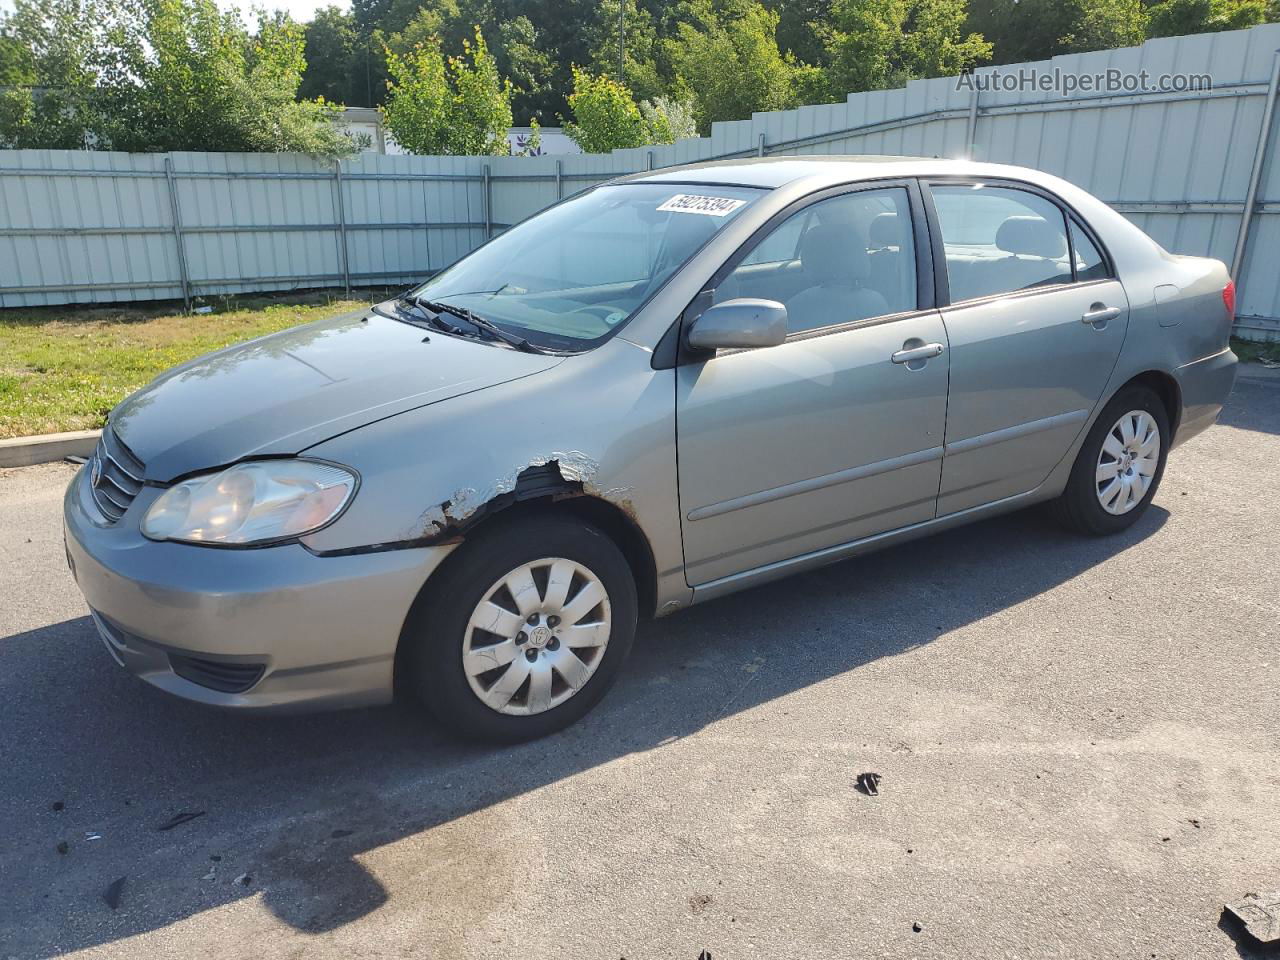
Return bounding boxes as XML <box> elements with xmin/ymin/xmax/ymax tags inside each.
<box><xmin>381</xmin><ymin>26</ymin><xmax>512</xmax><ymax>155</ymax></box>
<box><xmin>640</xmin><ymin>94</ymin><xmax>697</xmax><ymax>144</ymax></box>
<box><xmin>562</xmin><ymin>67</ymin><xmax>649</xmax><ymax>152</ymax></box>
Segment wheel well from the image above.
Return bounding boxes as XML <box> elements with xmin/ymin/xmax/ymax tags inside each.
<box><xmin>391</xmin><ymin>485</ymin><xmax>659</xmax><ymax>701</ymax></box>
<box><xmin>428</xmin><ymin>487</ymin><xmax>659</xmax><ymax>620</ymax></box>
<box><xmin>1120</xmin><ymin>370</ymin><xmax>1182</xmax><ymax>437</ymax></box>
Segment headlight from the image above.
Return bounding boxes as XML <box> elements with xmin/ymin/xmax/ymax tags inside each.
<box><xmin>141</xmin><ymin>460</ymin><xmax>357</xmax><ymax>546</ymax></box>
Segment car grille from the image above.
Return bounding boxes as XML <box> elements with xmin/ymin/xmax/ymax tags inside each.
<box><xmin>89</xmin><ymin>427</ymin><xmax>146</xmax><ymax>523</ymax></box>
<box><xmin>169</xmin><ymin>654</ymin><xmax>266</xmax><ymax>694</ymax></box>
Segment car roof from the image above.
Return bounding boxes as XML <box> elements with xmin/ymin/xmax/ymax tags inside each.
<box><xmin>616</xmin><ymin>156</ymin><xmax>1057</xmax><ymax>192</ymax></box>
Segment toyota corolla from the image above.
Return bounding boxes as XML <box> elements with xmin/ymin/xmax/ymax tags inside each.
<box><xmin>63</xmin><ymin>157</ymin><xmax>1238</xmax><ymax>741</ymax></box>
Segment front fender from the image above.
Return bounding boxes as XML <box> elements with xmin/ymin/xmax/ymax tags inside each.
<box><xmin>298</xmin><ymin>337</ymin><xmax>692</xmax><ymax>614</ymax></box>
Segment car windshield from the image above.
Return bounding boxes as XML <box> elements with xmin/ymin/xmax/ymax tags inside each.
<box><xmin>409</xmin><ymin>182</ymin><xmax>764</xmax><ymax>350</ymax></box>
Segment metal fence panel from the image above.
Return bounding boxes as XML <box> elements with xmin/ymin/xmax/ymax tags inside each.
<box><xmin>1</xmin><ymin>22</ymin><xmax>1278</xmax><ymax>338</ymax></box>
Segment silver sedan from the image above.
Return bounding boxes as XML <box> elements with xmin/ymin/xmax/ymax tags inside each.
<box><xmin>63</xmin><ymin>157</ymin><xmax>1238</xmax><ymax>741</ymax></box>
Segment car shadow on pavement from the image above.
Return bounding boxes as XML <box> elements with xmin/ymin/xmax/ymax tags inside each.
<box><xmin>0</xmin><ymin>503</ymin><xmax>1168</xmax><ymax>957</ymax></box>
<box><xmin>1219</xmin><ymin>370</ymin><xmax>1280</xmax><ymax>436</ymax></box>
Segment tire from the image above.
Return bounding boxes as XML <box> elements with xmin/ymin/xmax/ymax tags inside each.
<box><xmin>1051</xmin><ymin>385</ymin><xmax>1171</xmax><ymax>536</ymax></box>
<box><xmin>402</xmin><ymin>513</ymin><xmax>638</xmax><ymax>743</ymax></box>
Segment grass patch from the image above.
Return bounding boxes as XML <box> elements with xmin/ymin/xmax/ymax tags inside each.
<box><xmin>1231</xmin><ymin>336</ymin><xmax>1280</xmax><ymax>366</ymax></box>
<box><xmin>0</xmin><ymin>291</ymin><xmax>383</xmax><ymax>439</ymax></box>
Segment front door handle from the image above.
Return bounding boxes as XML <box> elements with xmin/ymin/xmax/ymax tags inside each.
<box><xmin>1082</xmin><ymin>304</ymin><xmax>1122</xmax><ymax>326</ymax></box>
<box><xmin>891</xmin><ymin>342</ymin><xmax>945</xmax><ymax>364</ymax></box>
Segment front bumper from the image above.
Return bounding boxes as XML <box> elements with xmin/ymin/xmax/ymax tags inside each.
<box><xmin>1173</xmin><ymin>347</ymin><xmax>1238</xmax><ymax>448</ymax></box>
<box><xmin>63</xmin><ymin>464</ymin><xmax>455</xmax><ymax>712</ymax></box>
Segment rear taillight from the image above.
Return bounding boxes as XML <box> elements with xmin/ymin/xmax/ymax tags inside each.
<box><xmin>1223</xmin><ymin>280</ymin><xmax>1236</xmax><ymax>319</ymax></box>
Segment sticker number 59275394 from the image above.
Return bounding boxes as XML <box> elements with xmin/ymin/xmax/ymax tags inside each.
<box><xmin>656</xmin><ymin>194</ymin><xmax>748</xmax><ymax>217</ymax></box>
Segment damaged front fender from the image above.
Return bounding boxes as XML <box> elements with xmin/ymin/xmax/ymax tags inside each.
<box><xmin>293</xmin><ymin>336</ymin><xmax>689</xmax><ymax>613</ymax></box>
<box><xmin>413</xmin><ymin>450</ymin><xmax>623</xmax><ymax>540</ymax></box>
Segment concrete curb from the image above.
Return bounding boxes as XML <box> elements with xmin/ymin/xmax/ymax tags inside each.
<box><xmin>0</xmin><ymin>430</ymin><xmax>100</xmax><ymax>468</ymax></box>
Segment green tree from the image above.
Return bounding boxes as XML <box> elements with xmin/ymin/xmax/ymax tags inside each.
<box><xmin>825</xmin><ymin>0</ymin><xmax>991</xmax><ymax>95</ymax></box>
<box><xmin>1</xmin><ymin>0</ymin><xmax>353</xmax><ymax>155</ymax></box>
<box><xmin>495</xmin><ymin>15</ymin><xmax>556</xmax><ymax>123</ymax></box>
<box><xmin>381</xmin><ymin>37</ymin><xmax>451</xmax><ymax>152</ymax></box>
<box><xmin>1060</xmin><ymin>0</ymin><xmax>1146</xmax><ymax>51</ymax></box>
<box><xmin>0</xmin><ymin>22</ymin><xmax>36</xmax><ymax>85</ymax></box>
<box><xmin>446</xmin><ymin>28</ymin><xmax>513</xmax><ymax>154</ymax></box>
<box><xmin>299</xmin><ymin>6</ymin><xmax>361</xmax><ymax>105</ymax></box>
<box><xmin>1146</xmin><ymin>0</ymin><xmax>1270</xmax><ymax>37</ymax></box>
<box><xmin>0</xmin><ymin>0</ymin><xmax>105</xmax><ymax>148</ymax></box>
<box><xmin>381</xmin><ymin>25</ymin><xmax>511</xmax><ymax>154</ymax></box>
<box><xmin>562</xmin><ymin>67</ymin><xmax>650</xmax><ymax>151</ymax></box>
<box><xmin>585</xmin><ymin>0</ymin><xmax>664</xmax><ymax>102</ymax></box>
<box><xmin>226</xmin><ymin>12</ymin><xmax>354</xmax><ymax>155</ymax></box>
<box><xmin>767</xmin><ymin>0</ymin><xmax>833</xmax><ymax>64</ymax></box>
<box><xmin>117</xmin><ymin>0</ymin><xmax>352</xmax><ymax>154</ymax></box>
<box><xmin>963</xmin><ymin>0</ymin><xmax>1074</xmax><ymax>64</ymax></box>
<box><xmin>663</xmin><ymin>0</ymin><xmax>799</xmax><ymax>132</ymax></box>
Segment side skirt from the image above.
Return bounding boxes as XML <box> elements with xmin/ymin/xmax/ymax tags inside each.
<box><xmin>689</xmin><ymin>485</ymin><xmax>1053</xmax><ymax>604</ymax></box>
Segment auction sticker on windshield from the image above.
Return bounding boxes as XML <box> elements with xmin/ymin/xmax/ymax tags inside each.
<box><xmin>657</xmin><ymin>194</ymin><xmax>748</xmax><ymax>217</ymax></box>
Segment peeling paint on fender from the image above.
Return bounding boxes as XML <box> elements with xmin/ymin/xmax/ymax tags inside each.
<box><xmin>412</xmin><ymin>450</ymin><xmax>620</xmax><ymax>540</ymax></box>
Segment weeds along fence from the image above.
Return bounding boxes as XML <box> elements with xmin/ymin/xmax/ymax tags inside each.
<box><xmin>2</xmin><ymin>22</ymin><xmax>1279</xmax><ymax>340</ymax></box>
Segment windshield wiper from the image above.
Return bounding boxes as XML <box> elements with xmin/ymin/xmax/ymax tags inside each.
<box><xmin>418</xmin><ymin>299</ymin><xmax>544</xmax><ymax>354</ymax></box>
<box><xmin>396</xmin><ymin>294</ymin><xmax>465</xmax><ymax>335</ymax></box>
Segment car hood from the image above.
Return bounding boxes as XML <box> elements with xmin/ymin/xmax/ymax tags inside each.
<box><xmin>112</xmin><ymin>308</ymin><xmax>563</xmax><ymax>481</ymax></box>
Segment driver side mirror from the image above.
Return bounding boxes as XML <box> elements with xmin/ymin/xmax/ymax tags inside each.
<box><xmin>686</xmin><ymin>298</ymin><xmax>788</xmax><ymax>352</ymax></box>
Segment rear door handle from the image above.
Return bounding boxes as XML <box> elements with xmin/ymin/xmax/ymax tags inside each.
<box><xmin>891</xmin><ymin>342</ymin><xmax>945</xmax><ymax>364</ymax></box>
<box><xmin>1081</xmin><ymin>305</ymin><xmax>1122</xmax><ymax>325</ymax></box>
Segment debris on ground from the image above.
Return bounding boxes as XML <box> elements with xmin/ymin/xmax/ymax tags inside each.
<box><xmin>855</xmin><ymin>772</ymin><xmax>882</xmax><ymax>796</ymax></box>
<box><xmin>51</xmin><ymin>801</ymin><xmax>64</xmax><ymax>811</ymax></box>
<box><xmin>689</xmin><ymin>893</ymin><xmax>713</xmax><ymax>914</ymax></box>
<box><xmin>102</xmin><ymin>877</ymin><xmax>126</xmax><ymax>910</ymax></box>
<box><xmin>200</xmin><ymin>867</ymin><xmax>217</xmax><ymax>881</ymax></box>
<box><xmin>156</xmin><ymin>810</ymin><xmax>205</xmax><ymax>831</ymax></box>
<box><xmin>1223</xmin><ymin>891</ymin><xmax>1280</xmax><ymax>944</ymax></box>
<box><xmin>913</xmin><ymin>922</ymin><xmax>923</xmax><ymax>933</ymax></box>
<box><xmin>233</xmin><ymin>873</ymin><xmax>252</xmax><ymax>886</ymax></box>
<box><xmin>64</xmin><ymin>455</ymin><xmax>87</xmax><ymax>465</ymax></box>
<box><xmin>84</xmin><ymin>832</ymin><xmax>101</xmax><ymax>841</ymax></box>
<box><xmin>55</xmin><ymin>841</ymin><xmax>68</xmax><ymax>855</ymax></box>
<box><xmin>330</xmin><ymin>829</ymin><xmax>354</xmax><ymax>839</ymax></box>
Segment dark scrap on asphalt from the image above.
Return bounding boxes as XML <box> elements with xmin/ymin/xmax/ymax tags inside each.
<box><xmin>155</xmin><ymin>810</ymin><xmax>205</xmax><ymax>831</ymax></box>
<box><xmin>102</xmin><ymin>877</ymin><xmax>126</xmax><ymax>910</ymax></box>
<box><xmin>855</xmin><ymin>772</ymin><xmax>882</xmax><ymax>796</ymax></box>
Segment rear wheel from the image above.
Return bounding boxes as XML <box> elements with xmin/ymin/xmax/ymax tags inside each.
<box><xmin>1051</xmin><ymin>385</ymin><xmax>1170</xmax><ymax>536</ymax></box>
<box><xmin>403</xmin><ymin>514</ymin><xmax>637</xmax><ymax>742</ymax></box>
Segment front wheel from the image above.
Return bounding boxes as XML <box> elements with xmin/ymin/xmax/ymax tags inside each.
<box><xmin>403</xmin><ymin>514</ymin><xmax>638</xmax><ymax>743</ymax></box>
<box><xmin>1051</xmin><ymin>385</ymin><xmax>1170</xmax><ymax>536</ymax></box>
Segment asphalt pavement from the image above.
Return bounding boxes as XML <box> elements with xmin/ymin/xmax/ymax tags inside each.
<box><xmin>2</xmin><ymin>369</ymin><xmax>1278</xmax><ymax>959</ymax></box>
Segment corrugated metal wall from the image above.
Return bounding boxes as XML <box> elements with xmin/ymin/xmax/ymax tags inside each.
<box><xmin>2</xmin><ymin>22</ymin><xmax>1279</xmax><ymax>338</ymax></box>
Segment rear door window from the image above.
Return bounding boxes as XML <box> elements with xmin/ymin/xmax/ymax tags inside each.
<box><xmin>930</xmin><ymin>185</ymin><xmax>1072</xmax><ymax>302</ymax></box>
